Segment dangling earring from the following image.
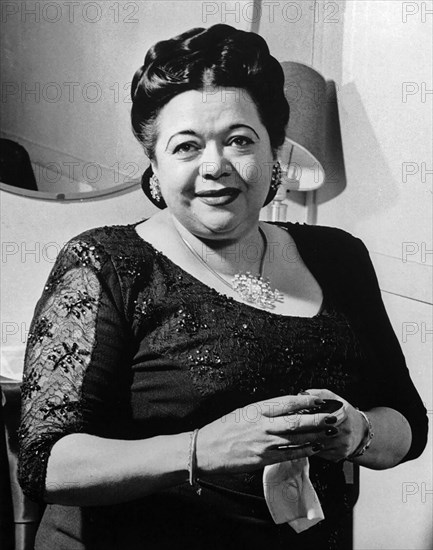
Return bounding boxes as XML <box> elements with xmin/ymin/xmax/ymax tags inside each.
<box><xmin>270</xmin><ymin>162</ymin><xmax>282</xmax><ymax>192</ymax></box>
<box><xmin>149</xmin><ymin>173</ymin><xmax>162</xmax><ymax>202</ymax></box>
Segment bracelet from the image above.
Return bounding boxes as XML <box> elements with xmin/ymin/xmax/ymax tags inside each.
<box><xmin>187</xmin><ymin>428</ymin><xmax>202</xmax><ymax>495</ymax></box>
<box><xmin>347</xmin><ymin>410</ymin><xmax>374</xmax><ymax>460</ymax></box>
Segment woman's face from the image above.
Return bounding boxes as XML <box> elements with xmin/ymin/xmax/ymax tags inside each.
<box><xmin>151</xmin><ymin>87</ymin><xmax>274</xmax><ymax>241</ymax></box>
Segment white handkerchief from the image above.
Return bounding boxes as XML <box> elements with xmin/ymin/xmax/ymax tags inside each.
<box><xmin>263</xmin><ymin>458</ymin><xmax>324</xmax><ymax>533</ymax></box>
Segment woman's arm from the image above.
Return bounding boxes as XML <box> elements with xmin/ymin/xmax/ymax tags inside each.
<box><xmin>18</xmin><ymin>233</ymin><xmax>133</xmax><ymax>503</ymax></box>
<box><xmin>44</xmin><ymin>432</ymin><xmax>191</xmax><ymax>505</ymax></box>
<box><xmin>349</xmin><ymin>237</ymin><xmax>428</xmax><ymax>464</ymax></box>
<box><xmin>41</xmin><ymin>402</ymin><xmax>412</xmax><ymax>506</ymax></box>
<box><xmin>305</xmin><ymin>388</ymin><xmax>414</xmax><ymax>469</ymax></box>
<box><xmin>301</xmin><ymin>230</ymin><xmax>428</xmax><ymax>469</ymax></box>
<box><xmin>352</xmin><ymin>407</ymin><xmax>412</xmax><ymax>469</ymax></box>
<box><xmin>42</xmin><ymin>393</ymin><xmax>340</xmax><ymax>506</ymax></box>
<box><xmin>40</xmin><ymin>404</ymin><xmax>411</xmax><ymax>506</ymax></box>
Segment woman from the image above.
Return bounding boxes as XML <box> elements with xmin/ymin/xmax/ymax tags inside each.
<box><xmin>18</xmin><ymin>24</ymin><xmax>427</xmax><ymax>549</ymax></box>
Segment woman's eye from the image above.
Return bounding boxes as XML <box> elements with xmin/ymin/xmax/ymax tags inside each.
<box><xmin>173</xmin><ymin>143</ymin><xmax>199</xmax><ymax>155</ymax></box>
<box><xmin>229</xmin><ymin>136</ymin><xmax>254</xmax><ymax>147</ymax></box>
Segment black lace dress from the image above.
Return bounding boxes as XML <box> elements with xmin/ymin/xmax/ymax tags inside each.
<box><xmin>18</xmin><ymin>222</ymin><xmax>428</xmax><ymax>550</ymax></box>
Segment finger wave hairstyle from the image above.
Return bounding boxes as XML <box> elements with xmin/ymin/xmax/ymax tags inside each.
<box><xmin>131</xmin><ymin>24</ymin><xmax>290</xmax><ymax>161</ymax></box>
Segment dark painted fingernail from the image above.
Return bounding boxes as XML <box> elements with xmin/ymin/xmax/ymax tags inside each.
<box><xmin>314</xmin><ymin>399</ymin><xmax>326</xmax><ymax>405</ymax></box>
<box><xmin>299</xmin><ymin>391</ymin><xmax>310</xmax><ymax>395</ymax></box>
<box><xmin>312</xmin><ymin>443</ymin><xmax>323</xmax><ymax>452</ymax></box>
<box><xmin>325</xmin><ymin>427</ymin><xmax>339</xmax><ymax>436</ymax></box>
<box><xmin>325</xmin><ymin>416</ymin><xmax>337</xmax><ymax>425</ymax></box>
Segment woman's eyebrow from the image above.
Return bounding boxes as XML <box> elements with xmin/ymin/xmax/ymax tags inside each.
<box><xmin>165</xmin><ymin>124</ymin><xmax>260</xmax><ymax>150</ymax></box>
<box><xmin>166</xmin><ymin>130</ymin><xmax>197</xmax><ymax>150</ymax></box>
<box><xmin>228</xmin><ymin>124</ymin><xmax>260</xmax><ymax>140</ymax></box>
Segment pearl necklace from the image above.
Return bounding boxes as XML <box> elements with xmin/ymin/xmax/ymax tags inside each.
<box><xmin>175</xmin><ymin>226</ymin><xmax>284</xmax><ymax>310</ymax></box>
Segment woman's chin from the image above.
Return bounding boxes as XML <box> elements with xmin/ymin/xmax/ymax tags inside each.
<box><xmin>169</xmin><ymin>197</ymin><xmax>261</xmax><ymax>239</ymax></box>
<box><xmin>191</xmin><ymin>205</ymin><xmax>244</xmax><ymax>236</ymax></box>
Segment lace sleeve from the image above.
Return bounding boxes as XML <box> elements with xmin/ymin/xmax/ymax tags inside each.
<box><xmin>17</xmin><ymin>236</ymin><xmax>130</xmax><ymax>502</ymax></box>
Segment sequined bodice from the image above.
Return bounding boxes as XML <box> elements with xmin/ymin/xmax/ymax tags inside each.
<box><xmin>129</xmin><ymin>240</ymin><xmax>360</xmax><ymax>434</ymax></box>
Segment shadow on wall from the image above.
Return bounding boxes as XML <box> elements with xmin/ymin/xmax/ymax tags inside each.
<box><xmin>317</xmin><ymin>82</ymin><xmax>398</xmax><ymax>217</ymax></box>
<box><xmin>317</xmin><ymin>81</ymin><xmax>347</xmax><ymax>204</ymax></box>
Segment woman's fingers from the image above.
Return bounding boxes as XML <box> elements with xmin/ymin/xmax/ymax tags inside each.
<box><xmin>266</xmin><ymin>440</ymin><xmax>330</xmax><ymax>461</ymax></box>
<box><xmin>270</xmin><ymin>424</ymin><xmax>341</xmax><ymax>449</ymax></box>
<box><xmin>259</xmin><ymin>394</ymin><xmax>325</xmax><ymax>417</ymax></box>
<box><xmin>268</xmin><ymin>447</ymin><xmax>322</xmax><ymax>462</ymax></box>
<box><xmin>304</xmin><ymin>389</ymin><xmax>367</xmax><ymax>459</ymax></box>
<box><xmin>256</xmin><ymin>391</ymin><xmax>362</xmax><ymax>464</ymax></box>
<box><xmin>202</xmin><ymin>391</ymin><xmax>353</xmax><ymax>474</ymax></box>
<box><xmin>265</xmin><ymin>410</ymin><xmax>345</xmax><ymax>435</ymax></box>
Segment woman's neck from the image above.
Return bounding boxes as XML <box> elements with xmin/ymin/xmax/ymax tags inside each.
<box><xmin>167</xmin><ymin>213</ymin><xmax>266</xmax><ymax>278</ymax></box>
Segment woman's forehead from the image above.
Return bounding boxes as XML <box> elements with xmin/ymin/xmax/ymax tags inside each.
<box><xmin>156</xmin><ymin>88</ymin><xmax>263</xmax><ymax>137</ymax></box>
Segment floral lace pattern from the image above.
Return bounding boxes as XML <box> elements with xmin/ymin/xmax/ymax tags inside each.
<box><xmin>18</xmin><ymin>241</ymin><xmax>103</xmax><ymax>502</ymax></box>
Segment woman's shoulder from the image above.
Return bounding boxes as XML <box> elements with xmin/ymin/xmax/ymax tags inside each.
<box><xmin>52</xmin><ymin>222</ymin><xmax>157</xmax><ymax>279</ymax></box>
<box><xmin>67</xmin><ymin>222</ymin><xmax>141</xmax><ymax>246</ymax></box>
<box><xmin>267</xmin><ymin>221</ymin><xmax>374</xmax><ymax>288</ymax></box>
<box><xmin>271</xmin><ymin>222</ymin><xmax>381</xmax><ymax>296</ymax></box>
<box><xmin>269</xmin><ymin>220</ymin><xmax>360</xmax><ymax>240</ymax></box>
<box><xmin>268</xmin><ymin>221</ymin><xmax>366</xmax><ymax>254</ymax></box>
<box><xmin>61</xmin><ymin>221</ymin><xmax>152</xmax><ymax>258</ymax></box>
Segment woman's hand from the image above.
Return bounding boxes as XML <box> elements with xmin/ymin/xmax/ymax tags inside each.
<box><xmin>306</xmin><ymin>390</ymin><xmax>414</xmax><ymax>469</ymax></box>
<box><xmin>195</xmin><ymin>393</ymin><xmax>352</xmax><ymax>476</ymax></box>
<box><xmin>304</xmin><ymin>389</ymin><xmax>366</xmax><ymax>462</ymax></box>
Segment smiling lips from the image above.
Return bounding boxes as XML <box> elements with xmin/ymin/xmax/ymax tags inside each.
<box><xmin>195</xmin><ymin>188</ymin><xmax>240</xmax><ymax>197</ymax></box>
<box><xmin>195</xmin><ymin>187</ymin><xmax>241</xmax><ymax>206</ymax></box>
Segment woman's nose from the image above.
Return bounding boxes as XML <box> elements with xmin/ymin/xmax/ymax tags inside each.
<box><xmin>199</xmin><ymin>143</ymin><xmax>231</xmax><ymax>180</ymax></box>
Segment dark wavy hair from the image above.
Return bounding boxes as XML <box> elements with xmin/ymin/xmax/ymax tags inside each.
<box><xmin>131</xmin><ymin>24</ymin><xmax>290</xmax><ymax>161</ymax></box>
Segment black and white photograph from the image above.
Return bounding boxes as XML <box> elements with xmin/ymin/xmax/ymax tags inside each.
<box><xmin>1</xmin><ymin>1</ymin><xmax>431</xmax><ymax>549</ymax></box>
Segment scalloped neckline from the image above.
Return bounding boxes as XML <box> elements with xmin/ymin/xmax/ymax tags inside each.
<box><xmin>129</xmin><ymin>221</ymin><xmax>328</xmax><ymax>320</ymax></box>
